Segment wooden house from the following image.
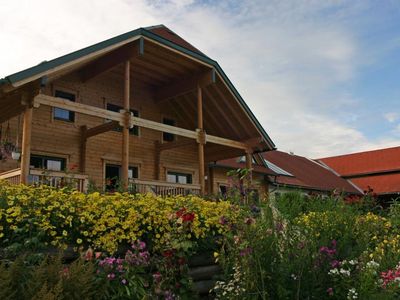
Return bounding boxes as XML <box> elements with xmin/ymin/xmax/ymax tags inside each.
<box><xmin>0</xmin><ymin>25</ymin><xmax>275</xmax><ymax>195</ymax></box>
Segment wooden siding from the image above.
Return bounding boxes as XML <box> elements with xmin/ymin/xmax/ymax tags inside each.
<box><xmin>0</xmin><ymin>69</ymin><xmax>200</xmax><ymax>188</ymax></box>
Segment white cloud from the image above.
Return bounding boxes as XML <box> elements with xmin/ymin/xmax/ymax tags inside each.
<box><xmin>384</xmin><ymin>112</ymin><xmax>399</xmax><ymax>123</ymax></box>
<box><xmin>0</xmin><ymin>0</ymin><xmax>398</xmax><ymax>157</ymax></box>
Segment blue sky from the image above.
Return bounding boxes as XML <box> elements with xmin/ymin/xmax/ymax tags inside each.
<box><xmin>0</xmin><ymin>0</ymin><xmax>399</xmax><ymax>157</ymax></box>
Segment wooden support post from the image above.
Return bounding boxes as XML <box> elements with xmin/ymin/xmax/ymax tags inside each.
<box><xmin>245</xmin><ymin>149</ymin><xmax>253</xmax><ymax>184</ymax></box>
<box><xmin>197</xmin><ymin>85</ymin><xmax>205</xmax><ymax>195</ymax></box>
<box><xmin>121</xmin><ymin>60</ymin><xmax>130</xmax><ymax>191</ymax></box>
<box><xmin>80</xmin><ymin>125</ymin><xmax>87</xmax><ymax>173</ymax></box>
<box><xmin>20</xmin><ymin>106</ymin><xmax>33</xmax><ymax>184</ymax></box>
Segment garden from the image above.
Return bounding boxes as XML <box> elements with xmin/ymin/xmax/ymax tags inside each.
<box><xmin>1</xmin><ymin>179</ymin><xmax>400</xmax><ymax>299</ymax></box>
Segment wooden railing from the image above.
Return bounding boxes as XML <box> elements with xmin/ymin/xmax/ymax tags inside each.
<box><xmin>0</xmin><ymin>168</ymin><xmax>89</xmax><ymax>192</ymax></box>
<box><xmin>129</xmin><ymin>179</ymin><xmax>201</xmax><ymax>196</ymax></box>
<box><xmin>0</xmin><ymin>168</ymin><xmax>22</xmax><ymax>185</ymax></box>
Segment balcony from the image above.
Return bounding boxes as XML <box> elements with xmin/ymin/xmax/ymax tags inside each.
<box><xmin>0</xmin><ymin>168</ymin><xmax>201</xmax><ymax>196</ymax></box>
<box><xmin>129</xmin><ymin>178</ymin><xmax>201</xmax><ymax>196</ymax></box>
<box><xmin>0</xmin><ymin>168</ymin><xmax>89</xmax><ymax>192</ymax></box>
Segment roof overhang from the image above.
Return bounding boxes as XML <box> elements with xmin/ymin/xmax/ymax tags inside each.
<box><xmin>1</xmin><ymin>27</ymin><xmax>275</xmax><ymax>151</ymax></box>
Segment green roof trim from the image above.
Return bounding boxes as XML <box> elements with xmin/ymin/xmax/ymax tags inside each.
<box><xmin>1</xmin><ymin>26</ymin><xmax>275</xmax><ymax>149</ymax></box>
<box><xmin>4</xmin><ymin>28</ymin><xmax>142</xmax><ymax>84</ymax></box>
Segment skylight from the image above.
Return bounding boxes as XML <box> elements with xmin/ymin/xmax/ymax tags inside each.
<box><xmin>237</xmin><ymin>156</ymin><xmax>256</xmax><ymax>164</ymax></box>
<box><xmin>264</xmin><ymin>159</ymin><xmax>293</xmax><ymax>176</ymax></box>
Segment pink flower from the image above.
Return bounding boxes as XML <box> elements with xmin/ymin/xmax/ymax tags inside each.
<box><xmin>327</xmin><ymin>287</ymin><xmax>333</xmax><ymax>296</ymax></box>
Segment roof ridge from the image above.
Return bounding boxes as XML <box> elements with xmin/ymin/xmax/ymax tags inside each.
<box><xmin>318</xmin><ymin>145</ymin><xmax>400</xmax><ymax>160</ymax></box>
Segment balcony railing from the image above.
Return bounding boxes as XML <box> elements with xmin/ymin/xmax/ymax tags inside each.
<box><xmin>0</xmin><ymin>168</ymin><xmax>89</xmax><ymax>192</ymax></box>
<box><xmin>129</xmin><ymin>179</ymin><xmax>201</xmax><ymax>197</ymax></box>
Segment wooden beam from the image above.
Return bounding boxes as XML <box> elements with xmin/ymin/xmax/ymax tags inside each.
<box><xmin>155</xmin><ymin>69</ymin><xmax>216</xmax><ymax>102</ymax></box>
<box><xmin>80</xmin><ymin>125</ymin><xmax>87</xmax><ymax>173</ymax></box>
<box><xmin>203</xmin><ymin>87</ymin><xmax>243</xmax><ymax>138</ymax></box>
<box><xmin>34</xmin><ymin>93</ymin><xmax>249</xmax><ymax>150</ymax></box>
<box><xmin>246</xmin><ymin>149</ymin><xmax>253</xmax><ymax>186</ymax></box>
<box><xmin>121</xmin><ymin>61</ymin><xmax>130</xmax><ymax>190</ymax></box>
<box><xmin>34</xmin><ymin>94</ymin><xmax>124</xmax><ymax>123</ymax></box>
<box><xmin>131</xmin><ymin>116</ymin><xmax>198</xmax><ymax>139</ymax></box>
<box><xmin>207</xmin><ymin>135</ymin><xmax>248</xmax><ymax>150</ymax></box>
<box><xmin>211</xmin><ymin>83</ymin><xmax>249</xmax><ymax>134</ymax></box>
<box><xmin>20</xmin><ymin>106</ymin><xmax>33</xmax><ymax>184</ymax></box>
<box><xmin>80</xmin><ymin>42</ymin><xmax>141</xmax><ymax>82</ymax></box>
<box><xmin>85</xmin><ymin>121</ymin><xmax>119</xmax><ymax>139</ymax></box>
<box><xmin>197</xmin><ymin>85</ymin><xmax>206</xmax><ymax>195</ymax></box>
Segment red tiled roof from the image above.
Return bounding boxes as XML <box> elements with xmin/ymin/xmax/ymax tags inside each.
<box><xmin>145</xmin><ymin>25</ymin><xmax>204</xmax><ymax>55</ymax></box>
<box><xmin>318</xmin><ymin>146</ymin><xmax>400</xmax><ymax>176</ymax></box>
<box><xmin>263</xmin><ymin>151</ymin><xmax>360</xmax><ymax>194</ymax></box>
<box><xmin>214</xmin><ymin>151</ymin><xmax>360</xmax><ymax>194</ymax></box>
<box><xmin>350</xmin><ymin>174</ymin><xmax>400</xmax><ymax>195</ymax></box>
<box><xmin>318</xmin><ymin>146</ymin><xmax>400</xmax><ymax>195</ymax></box>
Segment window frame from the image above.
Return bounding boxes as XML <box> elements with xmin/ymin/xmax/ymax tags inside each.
<box><xmin>162</xmin><ymin>117</ymin><xmax>176</xmax><ymax>142</ymax></box>
<box><xmin>30</xmin><ymin>154</ymin><xmax>67</xmax><ymax>171</ymax></box>
<box><xmin>53</xmin><ymin>90</ymin><xmax>76</xmax><ymax>122</ymax></box>
<box><xmin>166</xmin><ymin>171</ymin><xmax>193</xmax><ymax>184</ymax></box>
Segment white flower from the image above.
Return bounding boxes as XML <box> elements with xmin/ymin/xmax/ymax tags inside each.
<box><xmin>366</xmin><ymin>260</ymin><xmax>380</xmax><ymax>269</ymax></box>
<box><xmin>349</xmin><ymin>259</ymin><xmax>358</xmax><ymax>265</ymax></box>
<box><xmin>328</xmin><ymin>268</ymin><xmax>339</xmax><ymax>275</ymax></box>
<box><xmin>340</xmin><ymin>268</ymin><xmax>351</xmax><ymax>276</ymax></box>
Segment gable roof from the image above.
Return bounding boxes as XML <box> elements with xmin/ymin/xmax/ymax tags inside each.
<box><xmin>318</xmin><ymin>146</ymin><xmax>400</xmax><ymax>177</ymax></box>
<box><xmin>213</xmin><ymin>150</ymin><xmax>361</xmax><ymax>194</ymax></box>
<box><xmin>0</xmin><ymin>25</ymin><xmax>275</xmax><ymax>150</ymax></box>
<box><xmin>318</xmin><ymin>146</ymin><xmax>400</xmax><ymax>195</ymax></box>
<box><xmin>263</xmin><ymin>151</ymin><xmax>361</xmax><ymax>194</ymax></box>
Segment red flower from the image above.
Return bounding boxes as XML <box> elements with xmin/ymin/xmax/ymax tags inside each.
<box><xmin>176</xmin><ymin>208</ymin><xmax>195</xmax><ymax>222</ymax></box>
<box><xmin>181</xmin><ymin>212</ymin><xmax>195</xmax><ymax>222</ymax></box>
<box><xmin>176</xmin><ymin>208</ymin><xmax>187</xmax><ymax>218</ymax></box>
<box><xmin>162</xmin><ymin>250</ymin><xmax>174</xmax><ymax>258</ymax></box>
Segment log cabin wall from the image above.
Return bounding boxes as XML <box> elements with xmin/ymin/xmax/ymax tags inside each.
<box><xmin>0</xmin><ymin>67</ymin><xmax>199</xmax><ymax>188</ymax></box>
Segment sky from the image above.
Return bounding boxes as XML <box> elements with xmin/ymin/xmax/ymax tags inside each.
<box><xmin>1</xmin><ymin>0</ymin><xmax>399</xmax><ymax>158</ymax></box>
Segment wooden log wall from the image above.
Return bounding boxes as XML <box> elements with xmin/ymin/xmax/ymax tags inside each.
<box><xmin>0</xmin><ymin>69</ymin><xmax>199</xmax><ymax>188</ymax></box>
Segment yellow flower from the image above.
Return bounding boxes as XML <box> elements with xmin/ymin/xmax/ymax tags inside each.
<box><xmin>62</xmin><ymin>230</ymin><xmax>68</xmax><ymax>237</ymax></box>
<box><xmin>77</xmin><ymin>238</ymin><xmax>82</xmax><ymax>244</ymax></box>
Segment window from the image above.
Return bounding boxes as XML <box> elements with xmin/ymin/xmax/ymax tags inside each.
<box><xmin>167</xmin><ymin>171</ymin><xmax>192</xmax><ymax>184</ymax></box>
<box><xmin>162</xmin><ymin>118</ymin><xmax>175</xmax><ymax>142</ymax></box>
<box><xmin>219</xmin><ymin>184</ymin><xmax>228</xmax><ymax>196</ymax></box>
<box><xmin>54</xmin><ymin>90</ymin><xmax>75</xmax><ymax>122</ymax></box>
<box><xmin>30</xmin><ymin>155</ymin><xmax>66</xmax><ymax>171</ymax></box>
<box><xmin>106</xmin><ymin>103</ymin><xmax>139</xmax><ymax>136</ymax></box>
<box><xmin>105</xmin><ymin>164</ymin><xmax>138</xmax><ymax>191</ymax></box>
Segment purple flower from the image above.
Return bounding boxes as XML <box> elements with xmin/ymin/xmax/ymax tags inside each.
<box><xmin>121</xmin><ymin>278</ymin><xmax>127</xmax><ymax>285</ymax></box>
<box><xmin>331</xmin><ymin>260</ymin><xmax>341</xmax><ymax>268</ymax></box>
<box><xmin>331</xmin><ymin>240</ymin><xmax>337</xmax><ymax>248</ymax></box>
<box><xmin>107</xmin><ymin>273</ymin><xmax>116</xmax><ymax>280</ymax></box>
<box><xmin>327</xmin><ymin>287</ymin><xmax>333</xmax><ymax>296</ymax></box>
<box><xmin>164</xmin><ymin>290</ymin><xmax>175</xmax><ymax>300</ymax></box>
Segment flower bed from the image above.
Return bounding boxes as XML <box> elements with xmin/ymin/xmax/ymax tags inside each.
<box><xmin>0</xmin><ymin>181</ymin><xmax>239</xmax><ymax>255</ymax></box>
<box><xmin>0</xmin><ymin>180</ymin><xmax>243</xmax><ymax>299</ymax></box>
<box><xmin>213</xmin><ymin>192</ymin><xmax>400</xmax><ymax>299</ymax></box>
